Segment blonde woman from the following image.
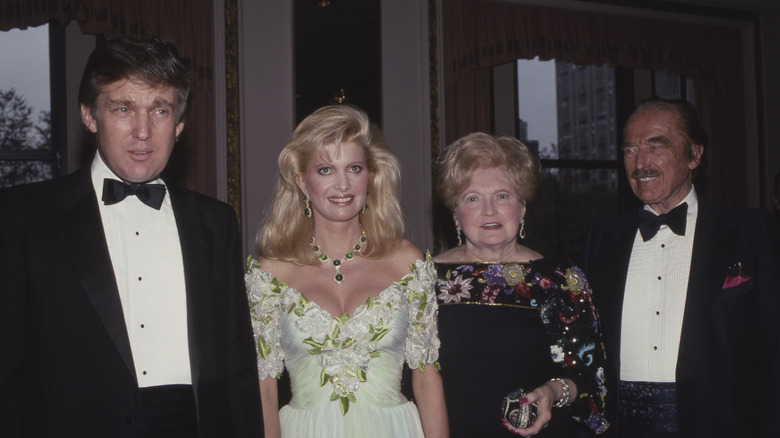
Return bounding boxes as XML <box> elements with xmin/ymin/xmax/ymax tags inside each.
<box><xmin>246</xmin><ymin>105</ymin><xmax>447</xmax><ymax>438</ymax></box>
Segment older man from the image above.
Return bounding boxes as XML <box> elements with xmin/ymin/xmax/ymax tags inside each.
<box><xmin>582</xmin><ymin>98</ymin><xmax>779</xmax><ymax>437</ymax></box>
<box><xmin>0</xmin><ymin>35</ymin><xmax>263</xmax><ymax>437</ymax></box>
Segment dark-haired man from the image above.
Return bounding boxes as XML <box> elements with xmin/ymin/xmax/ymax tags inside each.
<box><xmin>0</xmin><ymin>35</ymin><xmax>263</xmax><ymax>437</ymax></box>
<box><xmin>582</xmin><ymin>98</ymin><xmax>779</xmax><ymax>437</ymax></box>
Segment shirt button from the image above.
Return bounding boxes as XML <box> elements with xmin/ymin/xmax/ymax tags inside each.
<box><xmin>142</xmin><ymin>371</ymin><xmax>147</xmax><ymax>375</ymax></box>
<box><xmin>653</xmin><ymin>346</ymin><xmax>658</xmax><ymax>350</ymax></box>
<box><xmin>661</xmin><ymin>244</ymin><xmax>665</xmax><ymax>248</ymax></box>
<box><xmin>656</xmin><ymin>311</ymin><xmax>660</xmax><ymax>315</ymax></box>
<box><xmin>657</xmin><ymin>276</ymin><xmax>662</xmax><ymax>280</ymax></box>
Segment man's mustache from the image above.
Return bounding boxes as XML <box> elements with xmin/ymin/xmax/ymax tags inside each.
<box><xmin>631</xmin><ymin>169</ymin><xmax>661</xmax><ymax>179</ymax></box>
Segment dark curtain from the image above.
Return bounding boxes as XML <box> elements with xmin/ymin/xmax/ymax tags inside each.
<box><xmin>0</xmin><ymin>0</ymin><xmax>216</xmax><ymax>197</ymax></box>
<box><xmin>442</xmin><ymin>0</ymin><xmax>747</xmax><ymax>206</ymax></box>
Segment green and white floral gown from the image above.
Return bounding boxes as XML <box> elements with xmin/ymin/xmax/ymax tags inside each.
<box><xmin>245</xmin><ymin>258</ymin><xmax>440</xmax><ymax>438</ymax></box>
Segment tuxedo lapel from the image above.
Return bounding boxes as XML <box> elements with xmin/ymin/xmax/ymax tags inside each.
<box><xmin>54</xmin><ymin>171</ymin><xmax>136</xmax><ymax>376</ymax></box>
<box><xmin>169</xmin><ymin>187</ymin><xmax>214</xmax><ymax>392</ymax></box>
<box><xmin>677</xmin><ymin>199</ymin><xmax>736</xmax><ymax>370</ymax></box>
<box><xmin>596</xmin><ymin>212</ymin><xmax>640</xmax><ymax>373</ymax></box>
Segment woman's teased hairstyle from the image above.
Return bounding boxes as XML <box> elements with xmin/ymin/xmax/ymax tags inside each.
<box><xmin>435</xmin><ymin>132</ymin><xmax>541</xmax><ymax>213</ymax></box>
<box><xmin>257</xmin><ymin>105</ymin><xmax>405</xmax><ymax>264</ymax></box>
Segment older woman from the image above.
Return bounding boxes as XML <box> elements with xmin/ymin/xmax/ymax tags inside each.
<box><xmin>245</xmin><ymin>105</ymin><xmax>447</xmax><ymax>438</ymax></box>
<box><xmin>434</xmin><ymin>132</ymin><xmax>609</xmax><ymax>437</ymax></box>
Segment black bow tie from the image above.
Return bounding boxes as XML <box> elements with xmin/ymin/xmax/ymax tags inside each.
<box><xmin>102</xmin><ymin>178</ymin><xmax>166</xmax><ymax>210</ymax></box>
<box><xmin>638</xmin><ymin>202</ymin><xmax>688</xmax><ymax>241</ymax></box>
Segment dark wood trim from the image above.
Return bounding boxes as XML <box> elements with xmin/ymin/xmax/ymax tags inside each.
<box><xmin>225</xmin><ymin>0</ymin><xmax>241</xmax><ymax>229</ymax></box>
<box><xmin>49</xmin><ymin>21</ymin><xmax>67</xmax><ymax>176</ymax></box>
<box><xmin>429</xmin><ymin>0</ymin><xmax>443</xmax><ymax>253</ymax></box>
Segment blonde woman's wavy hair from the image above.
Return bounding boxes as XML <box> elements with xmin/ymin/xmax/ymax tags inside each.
<box><xmin>257</xmin><ymin>105</ymin><xmax>405</xmax><ymax>265</ymax></box>
<box><xmin>435</xmin><ymin>132</ymin><xmax>541</xmax><ymax>213</ymax></box>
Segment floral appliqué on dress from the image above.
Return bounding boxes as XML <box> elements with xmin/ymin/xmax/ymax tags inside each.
<box><xmin>246</xmin><ymin>257</ymin><xmax>440</xmax><ymax>415</ymax></box>
<box><xmin>436</xmin><ymin>258</ymin><xmax>610</xmax><ymax>434</ymax></box>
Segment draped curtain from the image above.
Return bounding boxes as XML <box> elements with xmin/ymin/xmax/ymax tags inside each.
<box><xmin>442</xmin><ymin>0</ymin><xmax>748</xmax><ymax>206</ymax></box>
<box><xmin>0</xmin><ymin>0</ymin><xmax>216</xmax><ymax>196</ymax></box>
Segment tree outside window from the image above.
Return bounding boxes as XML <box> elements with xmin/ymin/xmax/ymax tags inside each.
<box><xmin>0</xmin><ymin>24</ymin><xmax>57</xmax><ymax>189</ymax></box>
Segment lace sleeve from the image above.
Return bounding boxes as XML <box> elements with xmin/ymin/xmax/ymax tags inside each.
<box><xmin>403</xmin><ymin>257</ymin><xmax>441</xmax><ymax>371</ymax></box>
<box><xmin>245</xmin><ymin>259</ymin><xmax>285</xmax><ymax>379</ymax></box>
<box><xmin>537</xmin><ymin>260</ymin><xmax>609</xmax><ymax>434</ymax></box>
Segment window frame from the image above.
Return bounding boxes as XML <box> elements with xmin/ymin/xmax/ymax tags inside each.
<box><xmin>0</xmin><ymin>22</ymin><xmax>68</xmax><ymax>186</ymax></box>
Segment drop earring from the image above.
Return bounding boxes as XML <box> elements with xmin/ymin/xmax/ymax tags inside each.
<box><xmin>519</xmin><ymin>218</ymin><xmax>526</xmax><ymax>239</ymax></box>
<box><xmin>456</xmin><ymin>224</ymin><xmax>463</xmax><ymax>247</ymax></box>
<box><xmin>361</xmin><ymin>203</ymin><xmax>368</xmax><ymax>215</ymax></box>
<box><xmin>303</xmin><ymin>194</ymin><xmax>312</xmax><ymax>217</ymax></box>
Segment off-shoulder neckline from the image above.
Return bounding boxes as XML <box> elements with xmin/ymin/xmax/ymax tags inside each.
<box><xmin>251</xmin><ymin>259</ymin><xmax>429</xmax><ymax>320</ymax></box>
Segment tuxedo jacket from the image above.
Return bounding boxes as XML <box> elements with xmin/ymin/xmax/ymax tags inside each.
<box><xmin>582</xmin><ymin>196</ymin><xmax>780</xmax><ymax>437</ymax></box>
<box><xmin>0</xmin><ymin>168</ymin><xmax>264</xmax><ymax>437</ymax></box>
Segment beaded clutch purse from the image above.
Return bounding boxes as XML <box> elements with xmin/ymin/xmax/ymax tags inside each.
<box><xmin>501</xmin><ymin>388</ymin><xmax>538</xmax><ymax>429</ymax></box>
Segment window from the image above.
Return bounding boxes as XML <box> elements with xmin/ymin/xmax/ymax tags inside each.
<box><xmin>507</xmin><ymin>58</ymin><xmax>692</xmax><ymax>260</ymax></box>
<box><xmin>0</xmin><ymin>23</ymin><xmax>65</xmax><ymax>188</ymax></box>
<box><xmin>507</xmin><ymin>58</ymin><xmax>619</xmax><ymax>259</ymax></box>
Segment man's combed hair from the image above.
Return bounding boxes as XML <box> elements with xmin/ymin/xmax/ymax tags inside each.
<box><xmin>257</xmin><ymin>105</ymin><xmax>405</xmax><ymax>265</ymax></box>
<box><xmin>435</xmin><ymin>132</ymin><xmax>541</xmax><ymax>213</ymax></box>
<box><xmin>626</xmin><ymin>97</ymin><xmax>709</xmax><ymax>161</ymax></box>
<box><xmin>78</xmin><ymin>35</ymin><xmax>191</xmax><ymax>122</ymax></box>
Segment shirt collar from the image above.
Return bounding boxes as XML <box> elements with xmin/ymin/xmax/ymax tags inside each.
<box><xmin>90</xmin><ymin>153</ymin><xmax>166</xmax><ymax>198</ymax></box>
<box><xmin>642</xmin><ymin>185</ymin><xmax>698</xmax><ymax>217</ymax></box>
<box><xmin>640</xmin><ymin>186</ymin><xmax>698</xmax><ymax>238</ymax></box>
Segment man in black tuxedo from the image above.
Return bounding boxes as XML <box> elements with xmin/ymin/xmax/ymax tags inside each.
<box><xmin>0</xmin><ymin>35</ymin><xmax>263</xmax><ymax>437</ymax></box>
<box><xmin>582</xmin><ymin>98</ymin><xmax>779</xmax><ymax>437</ymax></box>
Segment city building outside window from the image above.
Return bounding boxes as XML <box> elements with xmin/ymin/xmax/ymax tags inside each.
<box><xmin>511</xmin><ymin>58</ymin><xmax>691</xmax><ymax>260</ymax></box>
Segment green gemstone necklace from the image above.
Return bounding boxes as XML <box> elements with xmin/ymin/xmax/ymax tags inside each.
<box><xmin>310</xmin><ymin>231</ymin><xmax>367</xmax><ymax>284</ymax></box>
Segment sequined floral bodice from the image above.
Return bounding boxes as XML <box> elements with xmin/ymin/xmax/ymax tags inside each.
<box><xmin>246</xmin><ymin>258</ymin><xmax>440</xmax><ymax>415</ymax></box>
<box><xmin>435</xmin><ymin>257</ymin><xmax>610</xmax><ymax>435</ymax></box>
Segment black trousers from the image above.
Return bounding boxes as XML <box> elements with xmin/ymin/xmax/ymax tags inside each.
<box><xmin>133</xmin><ymin>384</ymin><xmax>198</xmax><ymax>438</ymax></box>
<box><xmin>615</xmin><ymin>420</ymin><xmax>680</xmax><ymax>438</ymax></box>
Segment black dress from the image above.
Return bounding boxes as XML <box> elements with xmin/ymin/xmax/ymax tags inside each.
<box><xmin>435</xmin><ymin>257</ymin><xmax>610</xmax><ymax>437</ymax></box>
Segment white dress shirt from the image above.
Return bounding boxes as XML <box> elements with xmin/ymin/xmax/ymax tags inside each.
<box><xmin>91</xmin><ymin>154</ymin><xmax>192</xmax><ymax>387</ymax></box>
<box><xmin>620</xmin><ymin>187</ymin><xmax>699</xmax><ymax>382</ymax></box>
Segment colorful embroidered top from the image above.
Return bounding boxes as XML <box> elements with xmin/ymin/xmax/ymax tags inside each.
<box><xmin>246</xmin><ymin>258</ymin><xmax>440</xmax><ymax>417</ymax></box>
<box><xmin>435</xmin><ymin>257</ymin><xmax>609</xmax><ymax>435</ymax></box>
